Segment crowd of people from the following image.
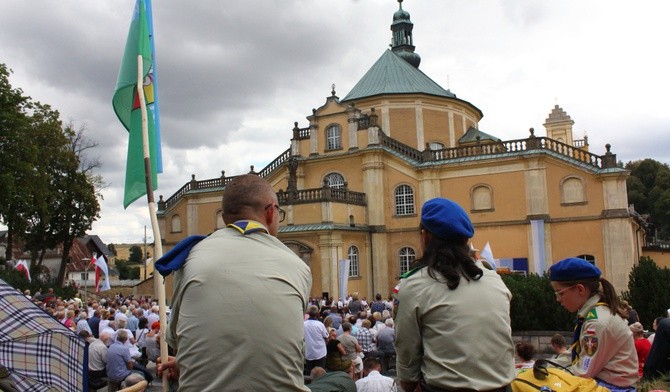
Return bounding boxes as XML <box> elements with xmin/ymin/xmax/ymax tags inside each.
<box><xmin>23</xmin><ymin>290</ymin><xmax>162</xmax><ymax>390</ymax></box>
<box><xmin>16</xmin><ymin>174</ymin><xmax>670</xmax><ymax>391</ymax></box>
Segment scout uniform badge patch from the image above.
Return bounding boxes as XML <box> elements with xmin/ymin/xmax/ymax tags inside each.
<box><xmin>583</xmin><ymin>336</ymin><xmax>598</xmax><ymax>356</ymax></box>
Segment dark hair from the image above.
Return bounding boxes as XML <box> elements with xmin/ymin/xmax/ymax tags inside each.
<box><xmin>558</xmin><ymin>277</ymin><xmax>621</xmax><ymax>316</ymax></box>
<box><xmin>418</xmin><ymin>224</ymin><xmax>482</xmax><ymax>290</ymax></box>
<box><xmin>515</xmin><ymin>341</ymin><xmax>535</xmax><ymax>362</ymax></box>
<box><xmin>363</xmin><ymin>357</ymin><xmax>381</xmax><ymax>372</ymax></box>
<box><xmin>222</xmin><ymin>174</ymin><xmax>273</xmax><ymax>223</ymax></box>
<box><xmin>138</xmin><ymin>317</ymin><xmax>148</xmax><ymax>329</ymax></box>
<box><xmin>550</xmin><ymin>334</ymin><xmax>566</xmax><ymax>348</ymax></box>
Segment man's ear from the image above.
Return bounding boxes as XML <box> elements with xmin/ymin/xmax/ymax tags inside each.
<box><xmin>264</xmin><ymin>204</ymin><xmax>275</xmax><ymax>226</ymax></box>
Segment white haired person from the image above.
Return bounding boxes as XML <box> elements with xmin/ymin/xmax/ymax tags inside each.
<box><xmin>549</xmin><ymin>257</ymin><xmax>638</xmax><ymax>391</ymax></box>
<box><xmin>394</xmin><ymin>198</ymin><xmax>515</xmax><ymax>392</ymax></box>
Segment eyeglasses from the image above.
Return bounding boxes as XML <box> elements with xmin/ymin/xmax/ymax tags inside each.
<box><xmin>265</xmin><ymin>203</ymin><xmax>286</xmax><ymax>222</ymax></box>
<box><xmin>554</xmin><ymin>285</ymin><xmax>577</xmax><ymax>298</ymax></box>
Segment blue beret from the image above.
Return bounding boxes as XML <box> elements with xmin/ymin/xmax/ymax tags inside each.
<box><xmin>421</xmin><ymin>198</ymin><xmax>474</xmax><ymax>239</ymax></box>
<box><xmin>549</xmin><ymin>257</ymin><xmax>601</xmax><ymax>281</ymax></box>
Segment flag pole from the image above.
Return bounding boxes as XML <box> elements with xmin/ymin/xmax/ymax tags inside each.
<box><xmin>136</xmin><ymin>53</ymin><xmax>169</xmax><ymax>391</ymax></box>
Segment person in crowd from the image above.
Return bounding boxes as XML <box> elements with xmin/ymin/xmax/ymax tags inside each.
<box><xmin>106</xmin><ymin>330</ymin><xmax>145</xmax><ymax>385</ymax></box>
<box><xmin>161</xmin><ymin>174</ymin><xmax>312</xmax><ymax>390</ymax></box>
<box><xmin>550</xmin><ymin>333</ymin><xmax>572</xmax><ymax>367</ymax></box>
<box><xmin>370</xmin><ymin>293</ymin><xmax>386</xmax><ymax>314</ymax></box>
<box><xmin>647</xmin><ymin>317</ymin><xmax>664</xmax><ymax>345</ymax></box>
<box><xmin>355</xmin><ymin>357</ymin><xmax>397</xmax><ymax>392</ymax></box>
<box><xmin>620</xmin><ymin>300</ymin><xmax>640</xmax><ymax>325</ymax></box>
<box><xmin>630</xmin><ymin>322</ymin><xmax>651</xmax><ymax>378</ymax></box>
<box><xmin>144</xmin><ymin>321</ymin><xmax>161</xmax><ymax>364</ymax></box>
<box><xmin>515</xmin><ymin>341</ymin><xmax>536</xmax><ymax>370</ymax></box>
<box><xmin>306</xmin><ymin>366</ymin><xmax>356</xmax><ymax>392</ymax></box>
<box><xmin>89</xmin><ymin>331</ymin><xmax>111</xmax><ymax>385</ymax></box>
<box><xmin>549</xmin><ymin>257</ymin><xmax>638</xmax><ymax>391</ymax></box>
<box><xmin>121</xmin><ymin>373</ymin><xmax>146</xmax><ymax>390</ymax></box>
<box><xmin>63</xmin><ymin>309</ymin><xmax>76</xmax><ymax>331</ymax></box>
<box><xmin>348</xmin><ymin>293</ymin><xmax>363</xmax><ymax>315</ymax></box>
<box><xmin>135</xmin><ymin>317</ymin><xmax>150</xmax><ymax>352</ymax></box>
<box><xmin>99</xmin><ymin>309</ymin><xmax>110</xmax><ymax>332</ymax></box>
<box><xmin>644</xmin><ymin>317</ymin><xmax>670</xmax><ymax>380</ymax></box>
<box><xmin>304</xmin><ymin>305</ymin><xmax>328</xmax><ymax>375</ymax></box>
<box><xmin>376</xmin><ymin>318</ymin><xmax>396</xmax><ymax>371</ymax></box>
<box><xmin>356</xmin><ymin>319</ymin><xmax>384</xmax><ymax>363</ymax></box>
<box><xmin>394</xmin><ymin>198</ymin><xmax>515</xmax><ymax>392</ymax></box>
<box><xmin>126</xmin><ymin>308</ymin><xmax>140</xmax><ymax>334</ymax></box>
<box><xmin>88</xmin><ymin>309</ymin><xmax>101</xmax><ymax>338</ymax></box>
<box><xmin>76</xmin><ymin>311</ymin><xmax>93</xmax><ymax>335</ymax></box>
<box><xmin>325</xmin><ymin>328</ymin><xmax>354</xmax><ymax>378</ymax></box>
<box><xmin>339</xmin><ymin>322</ymin><xmax>363</xmax><ymax>377</ymax></box>
<box><xmin>325</xmin><ymin>305</ymin><xmax>343</xmax><ymax>330</ymax></box>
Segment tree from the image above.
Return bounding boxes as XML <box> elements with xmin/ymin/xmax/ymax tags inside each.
<box><xmin>0</xmin><ymin>64</ymin><xmax>35</xmax><ymax>261</ymax></box>
<box><xmin>621</xmin><ymin>257</ymin><xmax>670</xmax><ymax>328</ymax></box>
<box><xmin>0</xmin><ymin>63</ymin><xmax>101</xmax><ymax>284</ymax></box>
<box><xmin>128</xmin><ymin>245</ymin><xmax>143</xmax><ymax>264</ymax></box>
<box><xmin>626</xmin><ymin>159</ymin><xmax>670</xmax><ymax>239</ymax></box>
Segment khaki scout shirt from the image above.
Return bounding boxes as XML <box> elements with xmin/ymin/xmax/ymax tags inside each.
<box><xmin>394</xmin><ymin>265</ymin><xmax>516</xmax><ymax>390</ymax></box>
<box><xmin>572</xmin><ymin>295</ymin><xmax>639</xmax><ymax>387</ymax></box>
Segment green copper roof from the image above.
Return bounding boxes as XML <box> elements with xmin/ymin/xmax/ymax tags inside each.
<box><xmin>342</xmin><ymin>50</ymin><xmax>456</xmax><ymax>102</ymax></box>
<box><xmin>459</xmin><ymin>127</ymin><xmax>500</xmax><ymax>144</ymax></box>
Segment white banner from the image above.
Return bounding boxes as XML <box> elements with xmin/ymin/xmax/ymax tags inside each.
<box><xmin>338</xmin><ymin>259</ymin><xmax>350</xmax><ymax>301</ymax></box>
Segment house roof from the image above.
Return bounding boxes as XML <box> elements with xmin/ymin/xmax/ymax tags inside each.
<box><xmin>459</xmin><ymin>127</ymin><xmax>500</xmax><ymax>144</ymax></box>
<box><xmin>341</xmin><ymin>50</ymin><xmax>457</xmax><ymax>102</ymax></box>
<box><xmin>77</xmin><ymin>235</ymin><xmax>112</xmax><ymax>257</ymax></box>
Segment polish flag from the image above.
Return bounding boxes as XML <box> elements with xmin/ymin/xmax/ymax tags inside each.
<box><xmin>16</xmin><ymin>259</ymin><xmax>31</xmax><ymax>282</ymax></box>
<box><xmin>92</xmin><ymin>255</ymin><xmax>111</xmax><ymax>292</ymax></box>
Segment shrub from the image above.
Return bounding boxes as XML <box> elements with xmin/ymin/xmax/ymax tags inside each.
<box><xmin>502</xmin><ymin>273</ymin><xmax>574</xmax><ymax>331</ymax></box>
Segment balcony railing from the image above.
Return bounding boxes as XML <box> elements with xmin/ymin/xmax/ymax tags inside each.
<box><xmin>277</xmin><ymin>187</ymin><xmax>366</xmax><ymax>206</ymax></box>
<box><xmin>379</xmin><ymin>129</ymin><xmax>615</xmax><ymax>170</ymax></box>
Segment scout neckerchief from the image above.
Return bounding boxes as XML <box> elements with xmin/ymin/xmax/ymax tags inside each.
<box><xmin>227</xmin><ymin>220</ymin><xmax>269</xmax><ymax>235</ymax></box>
<box><xmin>571</xmin><ymin>301</ymin><xmax>608</xmax><ymax>364</ymax></box>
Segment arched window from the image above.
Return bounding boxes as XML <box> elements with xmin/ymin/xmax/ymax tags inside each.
<box><xmin>216</xmin><ymin>210</ymin><xmax>224</xmax><ymax>229</ymax></box>
<box><xmin>326</xmin><ymin>124</ymin><xmax>342</xmax><ymax>150</ymax></box>
<box><xmin>471</xmin><ymin>184</ymin><xmax>493</xmax><ymax>211</ymax></box>
<box><xmin>324</xmin><ymin>173</ymin><xmax>345</xmax><ymax>189</ymax></box>
<box><xmin>394</xmin><ymin>185</ymin><xmax>415</xmax><ymax>215</ymax></box>
<box><xmin>561</xmin><ymin>176</ymin><xmax>586</xmax><ymax>204</ymax></box>
<box><xmin>428</xmin><ymin>141</ymin><xmax>445</xmax><ymax>150</ymax></box>
<box><xmin>399</xmin><ymin>247</ymin><xmax>416</xmax><ymax>275</ymax></box>
<box><xmin>348</xmin><ymin>246</ymin><xmax>359</xmax><ymax>277</ymax></box>
<box><xmin>171</xmin><ymin>215</ymin><xmax>181</xmax><ymax>233</ymax></box>
<box><xmin>575</xmin><ymin>254</ymin><xmax>596</xmax><ymax>265</ymax></box>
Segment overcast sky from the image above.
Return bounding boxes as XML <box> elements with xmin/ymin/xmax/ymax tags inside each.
<box><xmin>1</xmin><ymin>0</ymin><xmax>668</xmax><ymax>245</ymax></box>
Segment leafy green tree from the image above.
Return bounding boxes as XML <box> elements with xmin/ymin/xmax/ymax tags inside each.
<box><xmin>107</xmin><ymin>244</ymin><xmax>118</xmax><ymax>257</ymax></box>
<box><xmin>0</xmin><ymin>64</ymin><xmax>36</xmax><ymax>262</ymax></box>
<box><xmin>626</xmin><ymin>159</ymin><xmax>670</xmax><ymax>239</ymax></box>
<box><xmin>128</xmin><ymin>245</ymin><xmax>143</xmax><ymax>264</ymax></box>
<box><xmin>621</xmin><ymin>257</ymin><xmax>670</xmax><ymax>328</ymax></box>
<box><xmin>0</xmin><ymin>64</ymin><xmax>101</xmax><ymax>284</ymax></box>
<box><xmin>116</xmin><ymin>259</ymin><xmax>140</xmax><ymax>280</ymax></box>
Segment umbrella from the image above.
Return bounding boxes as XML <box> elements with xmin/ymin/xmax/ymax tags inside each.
<box><xmin>0</xmin><ymin>278</ymin><xmax>87</xmax><ymax>391</ymax></box>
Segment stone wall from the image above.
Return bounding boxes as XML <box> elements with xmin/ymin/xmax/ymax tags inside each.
<box><xmin>513</xmin><ymin>331</ymin><xmax>573</xmax><ymax>356</ymax></box>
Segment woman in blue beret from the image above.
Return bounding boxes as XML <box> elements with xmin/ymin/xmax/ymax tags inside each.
<box><xmin>549</xmin><ymin>257</ymin><xmax>638</xmax><ymax>391</ymax></box>
<box><xmin>394</xmin><ymin>198</ymin><xmax>515</xmax><ymax>392</ymax></box>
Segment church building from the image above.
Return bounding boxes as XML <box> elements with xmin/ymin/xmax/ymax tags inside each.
<box><xmin>156</xmin><ymin>1</ymin><xmax>641</xmax><ymax>300</ymax></box>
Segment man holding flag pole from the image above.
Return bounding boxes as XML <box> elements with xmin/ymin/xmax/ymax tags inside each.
<box><xmin>113</xmin><ymin>0</ymin><xmax>169</xmax><ymax>389</ymax></box>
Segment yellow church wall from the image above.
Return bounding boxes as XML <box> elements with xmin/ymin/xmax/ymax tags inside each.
<box><xmin>472</xmin><ymin>224</ymin><xmax>529</xmax><ymax>262</ymax></box>
<box><xmin>453</xmin><ymin>113</ymin><xmax>464</xmax><ymax>135</ymax></box>
<box><xmin>542</xmin><ymin>161</ymin><xmax>605</xmax><ymax>219</ymax></box>
<box><xmin>318</xmin><ymin>118</ymin><xmax>350</xmax><ymax>153</ymax></box>
<box><xmin>423</xmin><ymin>108</ymin><xmax>451</xmax><ymax>147</ymax></box>
<box><xmin>389</xmin><ymin>107</ymin><xmax>417</xmax><ymax>147</ymax></box>
<box><xmin>643</xmin><ymin>250</ymin><xmax>670</xmax><ymax>269</ymax></box>
<box><xmin>549</xmin><ymin>220</ymin><xmax>605</xmax><ymax>267</ymax></box>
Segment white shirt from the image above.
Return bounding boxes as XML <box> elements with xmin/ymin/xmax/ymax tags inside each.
<box><xmin>355</xmin><ymin>370</ymin><xmax>397</xmax><ymax>392</ymax></box>
<box><xmin>303</xmin><ymin>319</ymin><xmax>328</xmax><ymax>360</ymax></box>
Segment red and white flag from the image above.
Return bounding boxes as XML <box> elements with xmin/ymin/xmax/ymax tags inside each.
<box><xmin>91</xmin><ymin>255</ymin><xmax>111</xmax><ymax>292</ymax></box>
<box><xmin>15</xmin><ymin>259</ymin><xmax>31</xmax><ymax>282</ymax></box>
